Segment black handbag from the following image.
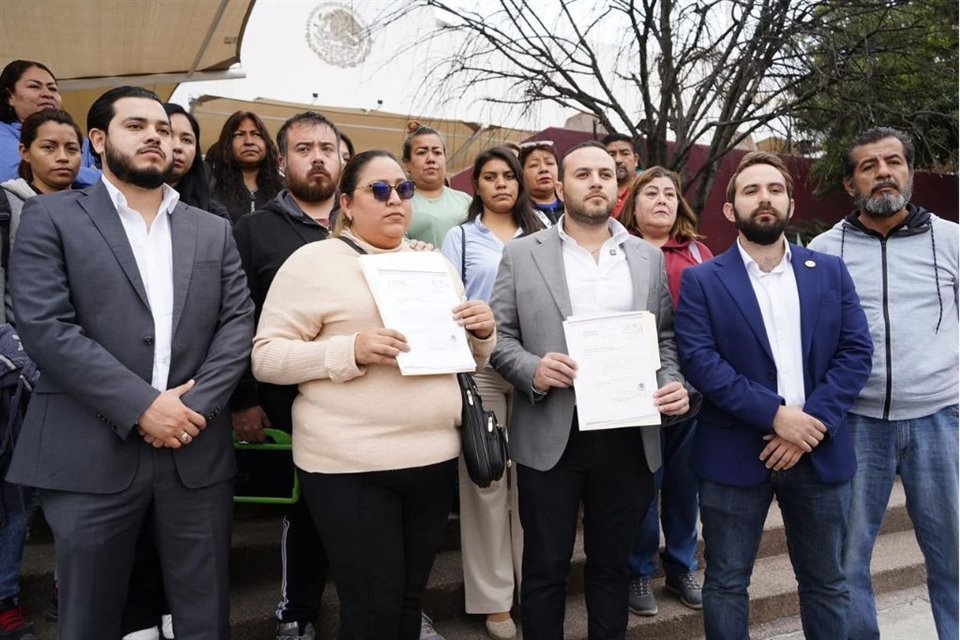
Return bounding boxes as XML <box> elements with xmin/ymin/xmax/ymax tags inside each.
<box><xmin>457</xmin><ymin>370</ymin><xmax>508</xmax><ymax>488</ymax></box>
<box><xmin>338</xmin><ymin>234</ymin><xmax>509</xmax><ymax>487</ymax></box>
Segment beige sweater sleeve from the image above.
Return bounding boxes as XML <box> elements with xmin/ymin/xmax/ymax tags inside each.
<box><xmin>251</xmin><ymin>246</ymin><xmax>365</xmax><ymax>385</ymax></box>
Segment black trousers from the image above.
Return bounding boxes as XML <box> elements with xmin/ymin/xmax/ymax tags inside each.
<box><xmin>517</xmin><ymin>421</ymin><xmax>654</xmax><ymax>640</ymax></box>
<box><xmin>299</xmin><ymin>459</ymin><xmax>457</xmax><ymax>640</ymax></box>
<box><xmin>42</xmin><ymin>445</ymin><xmax>233</xmax><ymax>640</ymax></box>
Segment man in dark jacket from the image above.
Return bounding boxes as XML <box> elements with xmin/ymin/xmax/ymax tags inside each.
<box><xmin>231</xmin><ymin>111</ymin><xmax>341</xmax><ymax>640</ymax></box>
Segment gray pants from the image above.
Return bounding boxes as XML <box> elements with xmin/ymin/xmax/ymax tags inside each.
<box><xmin>42</xmin><ymin>443</ymin><xmax>233</xmax><ymax>640</ymax></box>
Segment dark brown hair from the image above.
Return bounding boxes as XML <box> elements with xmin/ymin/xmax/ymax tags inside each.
<box><xmin>18</xmin><ymin>109</ymin><xmax>82</xmax><ymax>182</ymax></box>
<box><xmin>467</xmin><ymin>146</ymin><xmax>544</xmax><ymax>236</ymax></box>
<box><xmin>0</xmin><ymin>60</ymin><xmax>56</xmax><ymax>124</ymax></box>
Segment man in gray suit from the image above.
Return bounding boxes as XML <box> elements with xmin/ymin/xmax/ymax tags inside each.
<box><xmin>5</xmin><ymin>86</ymin><xmax>254</xmax><ymax>639</ymax></box>
<box><xmin>490</xmin><ymin>141</ymin><xmax>689</xmax><ymax>639</ymax></box>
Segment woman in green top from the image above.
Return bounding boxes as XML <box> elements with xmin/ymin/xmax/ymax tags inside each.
<box><xmin>403</xmin><ymin>124</ymin><xmax>471</xmax><ymax>246</ymax></box>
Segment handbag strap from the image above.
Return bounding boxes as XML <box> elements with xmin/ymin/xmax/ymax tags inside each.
<box><xmin>459</xmin><ymin>224</ymin><xmax>467</xmax><ymax>283</ymax></box>
<box><xmin>338</xmin><ymin>235</ymin><xmax>368</xmax><ymax>255</ymax></box>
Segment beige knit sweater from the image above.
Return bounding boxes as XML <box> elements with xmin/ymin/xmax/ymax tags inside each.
<box><xmin>251</xmin><ymin>232</ymin><xmax>495</xmax><ymax>473</ymax></box>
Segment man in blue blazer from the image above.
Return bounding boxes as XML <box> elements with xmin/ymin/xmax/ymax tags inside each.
<box><xmin>675</xmin><ymin>152</ymin><xmax>873</xmax><ymax>639</ymax></box>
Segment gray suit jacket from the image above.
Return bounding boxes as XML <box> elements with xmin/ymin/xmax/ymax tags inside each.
<box><xmin>6</xmin><ymin>181</ymin><xmax>254</xmax><ymax>493</ymax></box>
<box><xmin>489</xmin><ymin>225</ymin><xmax>683</xmax><ymax>472</ymax></box>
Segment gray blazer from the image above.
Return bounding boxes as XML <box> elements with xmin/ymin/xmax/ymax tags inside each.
<box><xmin>6</xmin><ymin>181</ymin><xmax>254</xmax><ymax>493</ymax></box>
<box><xmin>489</xmin><ymin>225</ymin><xmax>682</xmax><ymax>472</ymax></box>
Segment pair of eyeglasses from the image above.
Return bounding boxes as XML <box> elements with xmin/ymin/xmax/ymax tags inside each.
<box><xmin>519</xmin><ymin>139</ymin><xmax>555</xmax><ymax>149</ymax></box>
<box><xmin>358</xmin><ymin>180</ymin><xmax>416</xmax><ymax>202</ymax></box>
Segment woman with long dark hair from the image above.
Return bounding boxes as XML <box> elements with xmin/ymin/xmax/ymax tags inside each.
<box><xmin>208</xmin><ymin>110</ymin><xmax>284</xmax><ymax>223</ymax></box>
<box><xmin>440</xmin><ymin>146</ymin><xmax>546</xmax><ymax>640</ymax></box>
<box><xmin>162</xmin><ymin>103</ymin><xmax>226</xmax><ymax>219</ymax></box>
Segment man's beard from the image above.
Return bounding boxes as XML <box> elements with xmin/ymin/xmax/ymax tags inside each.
<box><xmin>288</xmin><ymin>169</ymin><xmax>336</xmax><ymax>203</ymax></box>
<box><xmin>734</xmin><ymin>204</ymin><xmax>790</xmax><ymax>245</ymax></box>
<box><xmin>105</xmin><ymin>139</ymin><xmax>172</xmax><ymax>190</ymax></box>
<box><xmin>615</xmin><ymin>165</ymin><xmax>628</xmax><ymax>183</ymax></box>
<box><xmin>854</xmin><ymin>178</ymin><xmax>913</xmax><ymax>219</ymax></box>
<box><xmin>565</xmin><ymin>196</ymin><xmax>613</xmax><ymax>226</ymax></box>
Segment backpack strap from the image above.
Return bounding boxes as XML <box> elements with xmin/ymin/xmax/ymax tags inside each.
<box><xmin>0</xmin><ymin>191</ymin><xmax>11</xmax><ymax>276</ymax></box>
<box><xmin>459</xmin><ymin>224</ymin><xmax>467</xmax><ymax>283</ymax></box>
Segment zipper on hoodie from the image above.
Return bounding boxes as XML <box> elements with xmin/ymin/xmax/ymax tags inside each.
<box><xmin>879</xmin><ymin>238</ymin><xmax>893</xmax><ymax>420</ymax></box>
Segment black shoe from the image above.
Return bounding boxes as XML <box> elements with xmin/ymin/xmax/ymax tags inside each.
<box><xmin>43</xmin><ymin>587</ymin><xmax>57</xmax><ymax>623</ymax></box>
<box><xmin>628</xmin><ymin>577</ymin><xmax>658</xmax><ymax>616</ymax></box>
<box><xmin>665</xmin><ymin>572</ymin><xmax>703</xmax><ymax>610</ymax></box>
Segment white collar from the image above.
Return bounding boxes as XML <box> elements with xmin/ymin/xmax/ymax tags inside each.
<box><xmin>557</xmin><ymin>214</ymin><xmax>630</xmax><ymax>247</ymax></box>
<box><xmin>736</xmin><ymin>237</ymin><xmax>792</xmax><ymax>274</ymax></box>
<box><xmin>101</xmin><ymin>175</ymin><xmax>180</xmax><ymax>216</ymax></box>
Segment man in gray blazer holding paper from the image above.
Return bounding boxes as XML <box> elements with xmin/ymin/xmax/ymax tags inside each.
<box><xmin>6</xmin><ymin>87</ymin><xmax>254</xmax><ymax>639</ymax></box>
<box><xmin>490</xmin><ymin>141</ymin><xmax>689</xmax><ymax>640</ymax></box>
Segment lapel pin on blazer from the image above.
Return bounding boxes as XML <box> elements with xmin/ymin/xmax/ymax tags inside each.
<box><xmin>804</xmin><ymin>260</ymin><xmax>816</xmax><ymax>268</ymax></box>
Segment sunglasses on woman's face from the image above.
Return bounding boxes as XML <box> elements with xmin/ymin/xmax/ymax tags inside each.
<box><xmin>359</xmin><ymin>180</ymin><xmax>416</xmax><ymax>202</ymax></box>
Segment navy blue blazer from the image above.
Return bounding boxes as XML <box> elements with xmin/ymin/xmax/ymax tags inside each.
<box><xmin>675</xmin><ymin>242</ymin><xmax>873</xmax><ymax>487</ymax></box>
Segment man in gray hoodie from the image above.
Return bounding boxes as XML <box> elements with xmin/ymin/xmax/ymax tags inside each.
<box><xmin>808</xmin><ymin>126</ymin><xmax>958</xmax><ymax>640</ymax></box>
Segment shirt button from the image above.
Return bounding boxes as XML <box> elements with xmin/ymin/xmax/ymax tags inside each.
<box><xmin>143</xmin><ymin>336</ymin><xmax>155</xmax><ymax>345</ymax></box>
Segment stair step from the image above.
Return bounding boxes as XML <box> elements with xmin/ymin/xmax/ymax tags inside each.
<box><xmin>16</xmin><ymin>483</ymin><xmax>919</xmax><ymax>639</ymax></box>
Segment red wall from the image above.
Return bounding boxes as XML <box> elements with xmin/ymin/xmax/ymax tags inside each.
<box><xmin>450</xmin><ymin>127</ymin><xmax>958</xmax><ymax>254</ymax></box>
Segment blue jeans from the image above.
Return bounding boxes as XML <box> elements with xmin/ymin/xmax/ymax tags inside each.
<box><xmin>699</xmin><ymin>461</ymin><xmax>851</xmax><ymax>640</ymax></box>
<box><xmin>844</xmin><ymin>405</ymin><xmax>959</xmax><ymax>640</ymax></box>
<box><xmin>629</xmin><ymin>418</ymin><xmax>698</xmax><ymax>578</ymax></box>
<box><xmin>0</xmin><ymin>486</ymin><xmax>38</xmax><ymax>601</ymax></box>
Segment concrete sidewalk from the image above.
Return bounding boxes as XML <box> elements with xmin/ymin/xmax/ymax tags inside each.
<box><xmin>759</xmin><ymin>584</ymin><xmax>937</xmax><ymax>639</ymax></box>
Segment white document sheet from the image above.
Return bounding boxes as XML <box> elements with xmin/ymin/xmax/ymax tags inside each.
<box><xmin>562</xmin><ymin>311</ymin><xmax>662</xmax><ymax>431</ymax></box>
<box><xmin>359</xmin><ymin>251</ymin><xmax>477</xmax><ymax>376</ymax></box>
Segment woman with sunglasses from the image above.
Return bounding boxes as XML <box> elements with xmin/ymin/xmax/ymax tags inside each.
<box><xmin>619</xmin><ymin>167</ymin><xmax>712</xmax><ymax>615</ymax></box>
<box><xmin>440</xmin><ymin>146</ymin><xmax>546</xmax><ymax>640</ymax></box>
<box><xmin>403</xmin><ymin>124</ymin><xmax>472</xmax><ymax>247</ymax></box>
<box><xmin>518</xmin><ymin>140</ymin><xmax>563</xmax><ymax>225</ymax></box>
<box><xmin>252</xmin><ymin>150</ymin><xmax>495</xmax><ymax>639</ymax></box>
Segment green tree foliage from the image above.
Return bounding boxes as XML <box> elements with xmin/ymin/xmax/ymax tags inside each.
<box><xmin>793</xmin><ymin>0</ymin><xmax>958</xmax><ymax>194</ymax></box>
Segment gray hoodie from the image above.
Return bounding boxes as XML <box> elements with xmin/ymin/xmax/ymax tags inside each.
<box><xmin>0</xmin><ymin>178</ymin><xmax>36</xmax><ymax>324</ymax></box>
<box><xmin>808</xmin><ymin>206</ymin><xmax>958</xmax><ymax>420</ymax></box>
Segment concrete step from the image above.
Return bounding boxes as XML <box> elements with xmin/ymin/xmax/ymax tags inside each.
<box><xmin>16</xmin><ymin>483</ymin><xmax>919</xmax><ymax>639</ymax></box>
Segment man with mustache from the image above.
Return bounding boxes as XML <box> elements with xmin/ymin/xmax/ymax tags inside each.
<box><xmin>231</xmin><ymin>111</ymin><xmax>343</xmax><ymax>640</ymax></box>
<box><xmin>5</xmin><ymin>86</ymin><xmax>254</xmax><ymax>638</ymax></box>
<box><xmin>675</xmin><ymin>151</ymin><xmax>873</xmax><ymax>639</ymax></box>
<box><xmin>809</xmin><ymin>128</ymin><xmax>959</xmax><ymax>640</ymax></box>
<box><xmin>602</xmin><ymin>133</ymin><xmax>641</xmax><ymax>219</ymax></box>
<box><xmin>490</xmin><ymin>140</ymin><xmax>690</xmax><ymax>638</ymax></box>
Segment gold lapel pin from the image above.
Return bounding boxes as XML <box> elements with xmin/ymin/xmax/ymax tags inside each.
<box><xmin>804</xmin><ymin>260</ymin><xmax>816</xmax><ymax>268</ymax></box>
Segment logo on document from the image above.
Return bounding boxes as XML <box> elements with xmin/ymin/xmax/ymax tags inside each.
<box><xmin>305</xmin><ymin>2</ymin><xmax>372</xmax><ymax>68</ymax></box>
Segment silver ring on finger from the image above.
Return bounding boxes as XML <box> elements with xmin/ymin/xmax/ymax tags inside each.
<box><xmin>179</xmin><ymin>431</ymin><xmax>191</xmax><ymax>444</ymax></box>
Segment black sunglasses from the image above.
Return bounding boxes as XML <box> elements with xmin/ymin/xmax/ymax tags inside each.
<box><xmin>358</xmin><ymin>180</ymin><xmax>416</xmax><ymax>202</ymax></box>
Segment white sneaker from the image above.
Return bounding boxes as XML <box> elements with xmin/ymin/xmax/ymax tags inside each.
<box><xmin>161</xmin><ymin>614</ymin><xmax>175</xmax><ymax>639</ymax></box>
<box><xmin>122</xmin><ymin>628</ymin><xmax>160</xmax><ymax>640</ymax></box>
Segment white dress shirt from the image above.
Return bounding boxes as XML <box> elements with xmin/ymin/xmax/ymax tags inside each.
<box><xmin>736</xmin><ymin>238</ymin><xmax>805</xmax><ymax>407</ymax></box>
<box><xmin>558</xmin><ymin>216</ymin><xmax>635</xmax><ymax>316</ymax></box>
<box><xmin>102</xmin><ymin>176</ymin><xmax>180</xmax><ymax>392</ymax></box>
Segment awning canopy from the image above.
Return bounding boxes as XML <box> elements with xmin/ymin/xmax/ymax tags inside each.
<box><xmin>191</xmin><ymin>96</ymin><xmax>535</xmax><ymax>175</ymax></box>
<box><xmin>0</xmin><ymin>0</ymin><xmax>255</xmax><ymax>127</ymax></box>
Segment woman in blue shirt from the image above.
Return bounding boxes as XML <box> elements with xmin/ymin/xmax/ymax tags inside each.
<box><xmin>0</xmin><ymin>60</ymin><xmax>100</xmax><ymax>186</ymax></box>
<box><xmin>441</xmin><ymin>146</ymin><xmax>546</xmax><ymax>640</ymax></box>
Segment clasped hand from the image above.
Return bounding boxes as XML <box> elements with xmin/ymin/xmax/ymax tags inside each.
<box><xmin>137</xmin><ymin>379</ymin><xmax>207</xmax><ymax>448</ymax></box>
